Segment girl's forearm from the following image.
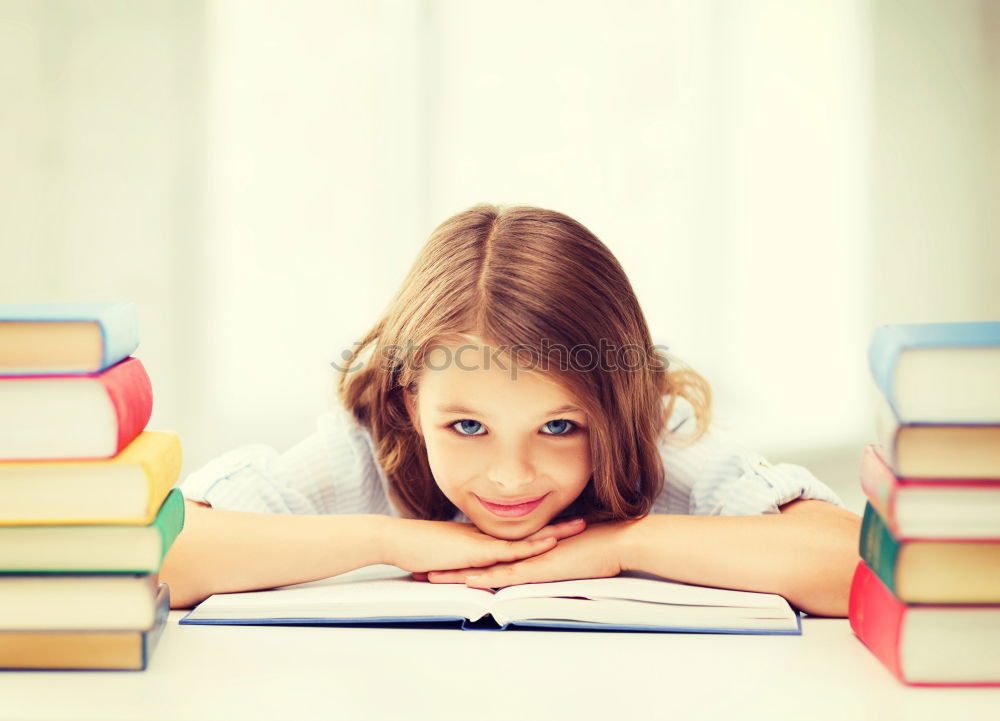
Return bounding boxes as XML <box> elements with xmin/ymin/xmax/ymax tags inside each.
<box><xmin>618</xmin><ymin>500</ymin><xmax>862</xmax><ymax>617</ymax></box>
<box><xmin>160</xmin><ymin>501</ymin><xmax>386</xmax><ymax>608</ymax></box>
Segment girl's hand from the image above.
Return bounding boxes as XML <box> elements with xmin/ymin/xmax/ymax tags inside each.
<box><xmin>380</xmin><ymin>517</ymin><xmax>586</xmax><ymax>577</ymax></box>
<box><xmin>417</xmin><ymin>521</ymin><xmax>631</xmax><ymax>588</ymax></box>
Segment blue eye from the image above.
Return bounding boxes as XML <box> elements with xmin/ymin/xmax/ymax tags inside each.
<box><xmin>448</xmin><ymin>419</ymin><xmax>577</xmax><ymax>437</ymax></box>
<box><xmin>541</xmin><ymin>419</ymin><xmax>575</xmax><ymax>435</ymax></box>
<box><xmin>451</xmin><ymin>420</ymin><xmax>485</xmax><ymax>436</ymax></box>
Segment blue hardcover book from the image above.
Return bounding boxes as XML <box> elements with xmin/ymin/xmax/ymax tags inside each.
<box><xmin>868</xmin><ymin>321</ymin><xmax>1000</xmax><ymax>424</ymax></box>
<box><xmin>180</xmin><ymin>565</ymin><xmax>802</xmax><ymax>635</ymax></box>
<box><xmin>0</xmin><ymin>583</ymin><xmax>169</xmax><ymax>671</ymax></box>
<box><xmin>0</xmin><ymin>301</ymin><xmax>139</xmax><ymax>376</ymax></box>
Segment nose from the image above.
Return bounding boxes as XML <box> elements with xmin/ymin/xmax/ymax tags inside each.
<box><xmin>486</xmin><ymin>438</ymin><xmax>537</xmax><ymax>492</ymax></box>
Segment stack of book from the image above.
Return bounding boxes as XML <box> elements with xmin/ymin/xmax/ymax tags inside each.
<box><xmin>849</xmin><ymin>321</ymin><xmax>1000</xmax><ymax>687</ymax></box>
<box><xmin>0</xmin><ymin>302</ymin><xmax>184</xmax><ymax>671</ymax></box>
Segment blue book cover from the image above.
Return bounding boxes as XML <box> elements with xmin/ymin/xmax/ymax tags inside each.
<box><xmin>0</xmin><ymin>301</ymin><xmax>139</xmax><ymax>375</ymax></box>
<box><xmin>178</xmin><ymin>612</ymin><xmax>802</xmax><ymax>635</ymax></box>
<box><xmin>868</xmin><ymin>321</ymin><xmax>1000</xmax><ymax>418</ymax></box>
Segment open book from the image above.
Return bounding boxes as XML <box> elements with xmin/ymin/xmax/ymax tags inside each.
<box><xmin>180</xmin><ymin>565</ymin><xmax>801</xmax><ymax>635</ymax></box>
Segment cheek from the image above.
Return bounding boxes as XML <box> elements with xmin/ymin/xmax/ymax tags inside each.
<box><xmin>538</xmin><ymin>440</ymin><xmax>592</xmax><ymax>485</ymax></box>
<box><xmin>423</xmin><ymin>435</ymin><xmax>483</xmax><ymax>488</ymax></box>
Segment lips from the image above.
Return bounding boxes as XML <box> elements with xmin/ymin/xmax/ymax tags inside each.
<box><xmin>476</xmin><ymin>493</ymin><xmax>548</xmax><ymax>518</ymax></box>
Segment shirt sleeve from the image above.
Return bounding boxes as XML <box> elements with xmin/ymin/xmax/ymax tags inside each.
<box><xmin>653</xmin><ymin>397</ymin><xmax>846</xmax><ymax>516</ymax></box>
<box><xmin>178</xmin><ymin>403</ymin><xmax>399</xmax><ymax>517</ymax></box>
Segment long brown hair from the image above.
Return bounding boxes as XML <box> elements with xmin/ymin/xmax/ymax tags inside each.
<box><xmin>336</xmin><ymin>204</ymin><xmax>712</xmax><ymax>521</ymax></box>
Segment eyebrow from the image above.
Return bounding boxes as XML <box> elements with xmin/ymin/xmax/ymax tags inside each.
<box><xmin>435</xmin><ymin>403</ymin><xmax>584</xmax><ymax>417</ymax></box>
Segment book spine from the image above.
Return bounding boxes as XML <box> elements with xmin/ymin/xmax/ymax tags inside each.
<box><xmin>152</xmin><ymin>488</ymin><xmax>186</xmax><ymax>565</ymax></box>
<box><xmin>99</xmin><ymin>358</ymin><xmax>153</xmax><ymax>455</ymax></box>
<box><xmin>140</xmin><ymin>584</ymin><xmax>171</xmax><ymax>671</ymax></box>
<box><xmin>140</xmin><ymin>433</ymin><xmax>183</xmax><ymax>520</ymax></box>
<box><xmin>847</xmin><ymin>561</ymin><xmax>907</xmax><ymax>683</ymax></box>
<box><xmin>868</xmin><ymin>325</ymin><xmax>907</xmax><ymax>416</ymax></box>
<box><xmin>872</xmin><ymin>397</ymin><xmax>903</xmax><ymax>476</ymax></box>
<box><xmin>859</xmin><ymin>445</ymin><xmax>899</xmax><ymax>534</ymax></box>
<box><xmin>848</xmin><ymin>561</ymin><xmax>908</xmax><ymax>684</ymax></box>
<box><xmin>97</xmin><ymin>302</ymin><xmax>140</xmax><ymax>372</ymax></box>
<box><xmin>859</xmin><ymin>503</ymin><xmax>902</xmax><ymax>596</ymax></box>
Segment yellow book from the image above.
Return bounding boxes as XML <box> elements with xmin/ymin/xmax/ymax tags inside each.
<box><xmin>0</xmin><ymin>431</ymin><xmax>181</xmax><ymax>525</ymax></box>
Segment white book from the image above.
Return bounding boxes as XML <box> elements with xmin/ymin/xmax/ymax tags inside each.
<box><xmin>0</xmin><ymin>574</ymin><xmax>160</xmax><ymax>631</ymax></box>
<box><xmin>181</xmin><ymin>565</ymin><xmax>801</xmax><ymax>635</ymax></box>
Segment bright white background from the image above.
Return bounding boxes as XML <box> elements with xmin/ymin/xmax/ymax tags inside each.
<box><xmin>2</xmin><ymin>0</ymin><xmax>998</xmax><ymax>509</ymax></box>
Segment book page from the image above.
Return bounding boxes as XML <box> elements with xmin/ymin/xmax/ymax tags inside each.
<box><xmin>491</xmin><ymin>597</ymin><xmax>797</xmax><ymax>631</ymax></box>
<box><xmin>488</xmin><ymin>572</ymin><xmax>797</xmax><ymax>631</ymax></box>
<box><xmin>186</xmin><ymin>565</ymin><xmax>496</xmax><ymax>622</ymax></box>
<box><xmin>491</xmin><ymin>571</ymin><xmax>788</xmax><ymax>610</ymax></box>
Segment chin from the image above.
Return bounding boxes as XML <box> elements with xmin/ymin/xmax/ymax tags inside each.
<box><xmin>473</xmin><ymin>517</ymin><xmax>547</xmax><ymax>541</ymax></box>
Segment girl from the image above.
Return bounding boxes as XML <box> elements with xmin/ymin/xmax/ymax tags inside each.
<box><xmin>161</xmin><ymin>204</ymin><xmax>861</xmax><ymax>616</ymax></box>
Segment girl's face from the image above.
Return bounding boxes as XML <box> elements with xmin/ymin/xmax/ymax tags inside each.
<box><xmin>404</xmin><ymin>338</ymin><xmax>593</xmax><ymax>540</ymax></box>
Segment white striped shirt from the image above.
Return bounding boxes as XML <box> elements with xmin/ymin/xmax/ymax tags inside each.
<box><xmin>179</xmin><ymin>397</ymin><xmax>844</xmax><ymax>518</ymax></box>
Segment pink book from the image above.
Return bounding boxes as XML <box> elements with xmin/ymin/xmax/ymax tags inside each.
<box><xmin>0</xmin><ymin>357</ymin><xmax>152</xmax><ymax>460</ymax></box>
<box><xmin>850</xmin><ymin>561</ymin><xmax>1000</xmax><ymax>687</ymax></box>
<box><xmin>859</xmin><ymin>444</ymin><xmax>1000</xmax><ymax>540</ymax></box>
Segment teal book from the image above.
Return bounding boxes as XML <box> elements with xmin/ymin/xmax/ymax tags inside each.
<box><xmin>860</xmin><ymin>503</ymin><xmax>904</xmax><ymax>597</ymax></box>
<box><xmin>860</xmin><ymin>502</ymin><xmax>1000</xmax><ymax>604</ymax></box>
<box><xmin>868</xmin><ymin>321</ymin><xmax>1000</xmax><ymax>424</ymax></box>
<box><xmin>0</xmin><ymin>301</ymin><xmax>139</xmax><ymax>375</ymax></box>
<box><xmin>0</xmin><ymin>487</ymin><xmax>185</xmax><ymax>573</ymax></box>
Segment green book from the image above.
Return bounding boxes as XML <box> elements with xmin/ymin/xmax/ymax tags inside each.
<box><xmin>860</xmin><ymin>501</ymin><xmax>1000</xmax><ymax>604</ymax></box>
<box><xmin>859</xmin><ymin>502</ymin><xmax>902</xmax><ymax>594</ymax></box>
<box><xmin>0</xmin><ymin>487</ymin><xmax>185</xmax><ymax>574</ymax></box>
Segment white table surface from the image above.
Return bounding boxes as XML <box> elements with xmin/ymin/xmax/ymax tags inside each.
<box><xmin>1</xmin><ymin>612</ymin><xmax>998</xmax><ymax>721</ymax></box>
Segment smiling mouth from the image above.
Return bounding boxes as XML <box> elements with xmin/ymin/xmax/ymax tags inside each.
<box><xmin>476</xmin><ymin>493</ymin><xmax>548</xmax><ymax>518</ymax></box>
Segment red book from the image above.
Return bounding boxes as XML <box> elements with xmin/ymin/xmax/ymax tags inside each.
<box><xmin>859</xmin><ymin>444</ymin><xmax>1000</xmax><ymax>540</ymax></box>
<box><xmin>849</xmin><ymin>561</ymin><xmax>1000</xmax><ymax>686</ymax></box>
<box><xmin>0</xmin><ymin>357</ymin><xmax>152</xmax><ymax>460</ymax></box>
